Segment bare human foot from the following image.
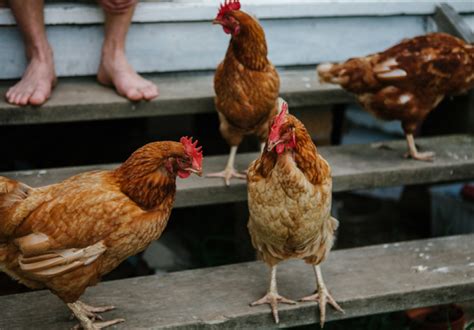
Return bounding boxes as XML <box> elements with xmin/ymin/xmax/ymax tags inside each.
<box><xmin>5</xmin><ymin>47</ymin><xmax>56</xmax><ymax>106</ymax></box>
<box><xmin>97</xmin><ymin>50</ymin><xmax>158</xmax><ymax>101</ymax></box>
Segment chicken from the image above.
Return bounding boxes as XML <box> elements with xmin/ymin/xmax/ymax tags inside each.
<box><xmin>207</xmin><ymin>0</ymin><xmax>280</xmax><ymax>185</ymax></box>
<box><xmin>317</xmin><ymin>32</ymin><xmax>474</xmax><ymax>161</ymax></box>
<box><xmin>247</xmin><ymin>99</ymin><xmax>343</xmax><ymax>326</ymax></box>
<box><xmin>0</xmin><ymin>137</ymin><xmax>203</xmax><ymax>329</ymax></box>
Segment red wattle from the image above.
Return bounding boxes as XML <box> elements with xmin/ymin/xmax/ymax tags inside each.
<box><xmin>178</xmin><ymin>170</ymin><xmax>191</xmax><ymax>179</ymax></box>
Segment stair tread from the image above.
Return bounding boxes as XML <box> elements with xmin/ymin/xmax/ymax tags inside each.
<box><xmin>0</xmin><ymin>234</ymin><xmax>472</xmax><ymax>329</ymax></box>
<box><xmin>0</xmin><ymin>68</ymin><xmax>351</xmax><ymax>125</ymax></box>
<box><xmin>1</xmin><ymin>134</ymin><xmax>473</xmax><ymax>208</ymax></box>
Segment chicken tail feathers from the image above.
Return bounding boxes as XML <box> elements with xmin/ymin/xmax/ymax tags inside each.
<box><xmin>317</xmin><ymin>62</ymin><xmax>350</xmax><ymax>85</ymax></box>
<box><xmin>0</xmin><ymin>244</ymin><xmax>7</xmax><ymax>263</ymax></box>
<box><xmin>0</xmin><ymin>176</ymin><xmax>31</xmax><ymax>237</ymax></box>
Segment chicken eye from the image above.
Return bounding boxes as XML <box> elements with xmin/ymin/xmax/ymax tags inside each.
<box><xmin>178</xmin><ymin>157</ymin><xmax>191</xmax><ymax>168</ymax></box>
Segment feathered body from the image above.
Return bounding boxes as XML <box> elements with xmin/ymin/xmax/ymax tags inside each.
<box><xmin>246</xmin><ymin>102</ymin><xmax>343</xmax><ymax>325</ymax></box>
<box><xmin>214</xmin><ymin>10</ymin><xmax>280</xmax><ymax>146</ymax></box>
<box><xmin>247</xmin><ymin>115</ymin><xmax>337</xmax><ymax>266</ymax></box>
<box><xmin>0</xmin><ymin>139</ymin><xmax>203</xmax><ymax>328</ymax></box>
<box><xmin>319</xmin><ymin>33</ymin><xmax>474</xmax><ymax>134</ymax></box>
<box><xmin>208</xmin><ymin>1</ymin><xmax>280</xmax><ymax>185</ymax></box>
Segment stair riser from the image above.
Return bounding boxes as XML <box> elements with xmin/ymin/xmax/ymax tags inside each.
<box><xmin>1</xmin><ymin>16</ymin><xmax>428</xmax><ymax>79</ymax></box>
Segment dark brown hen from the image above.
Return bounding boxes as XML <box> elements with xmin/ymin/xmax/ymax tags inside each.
<box><xmin>318</xmin><ymin>33</ymin><xmax>474</xmax><ymax>161</ymax></box>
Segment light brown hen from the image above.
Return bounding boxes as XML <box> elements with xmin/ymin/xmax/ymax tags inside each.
<box><xmin>0</xmin><ymin>137</ymin><xmax>203</xmax><ymax>329</ymax></box>
<box><xmin>247</xmin><ymin>99</ymin><xmax>343</xmax><ymax>326</ymax></box>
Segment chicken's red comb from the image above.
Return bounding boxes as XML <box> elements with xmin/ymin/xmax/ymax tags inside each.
<box><xmin>180</xmin><ymin>136</ymin><xmax>203</xmax><ymax>166</ymax></box>
<box><xmin>216</xmin><ymin>0</ymin><xmax>241</xmax><ymax>19</ymax></box>
<box><xmin>268</xmin><ymin>99</ymin><xmax>288</xmax><ymax>142</ymax></box>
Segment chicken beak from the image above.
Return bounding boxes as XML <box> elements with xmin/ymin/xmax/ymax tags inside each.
<box><xmin>212</xmin><ymin>19</ymin><xmax>223</xmax><ymax>25</ymax></box>
<box><xmin>267</xmin><ymin>140</ymin><xmax>283</xmax><ymax>152</ymax></box>
<box><xmin>185</xmin><ymin>168</ymin><xmax>202</xmax><ymax>177</ymax></box>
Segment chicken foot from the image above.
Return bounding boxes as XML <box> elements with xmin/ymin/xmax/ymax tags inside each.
<box><xmin>206</xmin><ymin>145</ymin><xmax>246</xmax><ymax>186</ymax></box>
<box><xmin>300</xmin><ymin>265</ymin><xmax>344</xmax><ymax>328</ymax></box>
<box><xmin>250</xmin><ymin>265</ymin><xmax>296</xmax><ymax>324</ymax></box>
<box><xmin>404</xmin><ymin>133</ymin><xmax>435</xmax><ymax>161</ymax></box>
<box><xmin>68</xmin><ymin>301</ymin><xmax>124</xmax><ymax>330</ymax></box>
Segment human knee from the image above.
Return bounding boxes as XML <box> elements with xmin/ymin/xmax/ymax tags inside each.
<box><xmin>98</xmin><ymin>0</ymin><xmax>137</xmax><ymax>14</ymax></box>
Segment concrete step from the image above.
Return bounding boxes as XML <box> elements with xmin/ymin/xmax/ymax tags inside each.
<box><xmin>1</xmin><ymin>134</ymin><xmax>473</xmax><ymax>208</ymax></box>
<box><xmin>0</xmin><ymin>68</ymin><xmax>352</xmax><ymax>125</ymax></box>
<box><xmin>2</xmin><ymin>1</ymin><xmax>473</xmax><ymax>79</ymax></box>
<box><xmin>0</xmin><ymin>234</ymin><xmax>472</xmax><ymax>329</ymax></box>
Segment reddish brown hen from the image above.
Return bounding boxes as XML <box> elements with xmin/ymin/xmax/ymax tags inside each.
<box><xmin>0</xmin><ymin>137</ymin><xmax>203</xmax><ymax>329</ymax></box>
<box><xmin>247</xmin><ymin>99</ymin><xmax>343</xmax><ymax>326</ymax></box>
<box><xmin>207</xmin><ymin>0</ymin><xmax>280</xmax><ymax>185</ymax></box>
<box><xmin>318</xmin><ymin>33</ymin><xmax>474</xmax><ymax>161</ymax></box>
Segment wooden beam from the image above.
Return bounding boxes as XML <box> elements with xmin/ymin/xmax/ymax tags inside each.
<box><xmin>0</xmin><ymin>234</ymin><xmax>472</xmax><ymax>329</ymax></box>
<box><xmin>1</xmin><ymin>134</ymin><xmax>473</xmax><ymax>208</ymax></box>
<box><xmin>432</xmin><ymin>4</ymin><xmax>474</xmax><ymax>134</ymax></box>
<box><xmin>434</xmin><ymin>4</ymin><xmax>474</xmax><ymax>43</ymax></box>
<box><xmin>0</xmin><ymin>68</ymin><xmax>352</xmax><ymax>125</ymax></box>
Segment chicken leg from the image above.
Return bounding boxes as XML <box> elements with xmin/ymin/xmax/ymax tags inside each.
<box><xmin>250</xmin><ymin>265</ymin><xmax>296</xmax><ymax>324</ymax></box>
<box><xmin>68</xmin><ymin>300</ymin><xmax>124</xmax><ymax>330</ymax></box>
<box><xmin>404</xmin><ymin>133</ymin><xmax>434</xmax><ymax>161</ymax></box>
<box><xmin>300</xmin><ymin>265</ymin><xmax>344</xmax><ymax>327</ymax></box>
<box><xmin>206</xmin><ymin>145</ymin><xmax>246</xmax><ymax>186</ymax></box>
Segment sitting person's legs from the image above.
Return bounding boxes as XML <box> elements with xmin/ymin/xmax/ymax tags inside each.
<box><xmin>6</xmin><ymin>0</ymin><xmax>56</xmax><ymax>106</ymax></box>
<box><xmin>97</xmin><ymin>0</ymin><xmax>159</xmax><ymax>101</ymax></box>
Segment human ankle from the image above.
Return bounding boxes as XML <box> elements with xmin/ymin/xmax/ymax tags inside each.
<box><xmin>27</xmin><ymin>43</ymin><xmax>54</xmax><ymax>63</ymax></box>
<box><xmin>101</xmin><ymin>41</ymin><xmax>127</xmax><ymax>59</ymax></box>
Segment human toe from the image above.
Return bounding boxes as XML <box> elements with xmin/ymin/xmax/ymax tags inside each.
<box><xmin>29</xmin><ymin>88</ymin><xmax>48</xmax><ymax>105</ymax></box>
<box><xmin>125</xmin><ymin>88</ymin><xmax>143</xmax><ymax>101</ymax></box>
<box><xmin>141</xmin><ymin>84</ymin><xmax>159</xmax><ymax>100</ymax></box>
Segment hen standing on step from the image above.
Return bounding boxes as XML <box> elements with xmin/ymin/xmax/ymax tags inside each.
<box><xmin>0</xmin><ymin>137</ymin><xmax>203</xmax><ymax>330</ymax></box>
<box><xmin>247</xmin><ymin>99</ymin><xmax>344</xmax><ymax>326</ymax></box>
<box><xmin>318</xmin><ymin>33</ymin><xmax>474</xmax><ymax>161</ymax></box>
<box><xmin>207</xmin><ymin>0</ymin><xmax>280</xmax><ymax>185</ymax></box>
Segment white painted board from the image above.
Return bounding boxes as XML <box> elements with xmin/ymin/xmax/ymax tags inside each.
<box><xmin>0</xmin><ymin>16</ymin><xmax>426</xmax><ymax>79</ymax></box>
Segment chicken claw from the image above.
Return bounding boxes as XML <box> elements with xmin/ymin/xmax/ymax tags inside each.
<box><xmin>405</xmin><ymin>133</ymin><xmax>435</xmax><ymax>161</ymax></box>
<box><xmin>206</xmin><ymin>168</ymin><xmax>246</xmax><ymax>186</ymax></box>
<box><xmin>206</xmin><ymin>145</ymin><xmax>247</xmax><ymax>186</ymax></box>
<box><xmin>251</xmin><ymin>292</ymin><xmax>296</xmax><ymax>324</ymax></box>
<box><xmin>300</xmin><ymin>266</ymin><xmax>344</xmax><ymax>327</ymax></box>
<box><xmin>68</xmin><ymin>301</ymin><xmax>125</xmax><ymax>330</ymax></box>
<box><xmin>300</xmin><ymin>289</ymin><xmax>344</xmax><ymax>327</ymax></box>
<box><xmin>250</xmin><ymin>265</ymin><xmax>296</xmax><ymax>324</ymax></box>
<box><xmin>404</xmin><ymin>150</ymin><xmax>435</xmax><ymax>162</ymax></box>
<box><xmin>370</xmin><ymin>142</ymin><xmax>394</xmax><ymax>150</ymax></box>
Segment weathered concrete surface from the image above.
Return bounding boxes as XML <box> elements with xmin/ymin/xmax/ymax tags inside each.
<box><xmin>0</xmin><ymin>234</ymin><xmax>472</xmax><ymax>329</ymax></box>
<box><xmin>1</xmin><ymin>135</ymin><xmax>473</xmax><ymax>208</ymax></box>
<box><xmin>0</xmin><ymin>68</ymin><xmax>352</xmax><ymax>125</ymax></box>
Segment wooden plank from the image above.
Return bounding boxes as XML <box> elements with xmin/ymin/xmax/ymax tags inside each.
<box><xmin>464</xmin><ymin>14</ymin><xmax>474</xmax><ymax>32</ymax></box>
<box><xmin>1</xmin><ymin>135</ymin><xmax>473</xmax><ymax>208</ymax></box>
<box><xmin>0</xmin><ymin>68</ymin><xmax>352</xmax><ymax>125</ymax></box>
<box><xmin>0</xmin><ymin>15</ymin><xmax>427</xmax><ymax>79</ymax></box>
<box><xmin>434</xmin><ymin>4</ymin><xmax>474</xmax><ymax>43</ymax></box>
<box><xmin>433</xmin><ymin>4</ymin><xmax>474</xmax><ymax>134</ymax></box>
<box><xmin>0</xmin><ymin>234</ymin><xmax>472</xmax><ymax>329</ymax></box>
<box><xmin>1</xmin><ymin>1</ymin><xmax>473</xmax><ymax>25</ymax></box>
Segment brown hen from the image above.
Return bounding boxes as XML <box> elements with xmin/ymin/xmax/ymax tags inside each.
<box><xmin>207</xmin><ymin>0</ymin><xmax>280</xmax><ymax>185</ymax></box>
<box><xmin>247</xmin><ymin>99</ymin><xmax>343</xmax><ymax>326</ymax></box>
<box><xmin>0</xmin><ymin>137</ymin><xmax>203</xmax><ymax>329</ymax></box>
<box><xmin>318</xmin><ymin>33</ymin><xmax>474</xmax><ymax>161</ymax></box>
